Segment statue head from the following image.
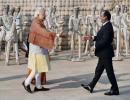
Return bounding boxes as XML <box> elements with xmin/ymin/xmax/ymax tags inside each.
<box><xmin>3</xmin><ymin>5</ymin><xmax>10</xmax><ymax>15</ymax></box>
<box><xmin>15</xmin><ymin>6</ymin><xmax>21</xmax><ymax>14</ymax></box>
<box><xmin>47</xmin><ymin>6</ymin><xmax>53</xmax><ymax>16</ymax></box>
<box><xmin>87</xmin><ymin>17</ymin><xmax>91</xmax><ymax>25</ymax></box>
<box><xmin>52</xmin><ymin>6</ymin><xmax>56</xmax><ymax>14</ymax></box>
<box><xmin>124</xmin><ymin>6</ymin><xmax>128</xmax><ymax>13</ymax></box>
<box><xmin>73</xmin><ymin>7</ymin><xmax>80</xmax><ymax>17</ymax></box>
<box><xmin>91</xmin><ymin>5</ymin><xmax>96</xmax><ymax>15</ymax></box>
<box><xmin>8</xmin><ymin>7</ymin><xmax>15</xmax><ymax>16</ymax></box>
<box><xmin>92</xmin><ymin>5</ymin><xmax>96</xmax><ymax>11</ymax></box>
<box><xmin>99</xmin><ymin>4</ymin><xmax>104</xmax><ymax>15</ymax></box>
<box><xmin>115</xmin><ymin>5</ymin><xmax>121</xmax><ymax>14</ymax></box>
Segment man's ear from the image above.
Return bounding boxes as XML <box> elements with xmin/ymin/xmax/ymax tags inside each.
<box><xmin>105</xmin><ymin>16</ymin><xmax>108</xmax><ymax>20</ymax></box>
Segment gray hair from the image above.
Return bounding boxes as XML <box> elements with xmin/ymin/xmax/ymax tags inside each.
<box><xmin>34</xmin><ymin>7</ymin><xmax>46</xmax><ymax>18</ymax></box>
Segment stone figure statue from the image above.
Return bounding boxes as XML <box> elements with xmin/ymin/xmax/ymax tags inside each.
<box><xmin>45</xmin><ymin>6</ymin><xmax>61</xmax><ymax>55</ymax></box>
<box><xmin>121</xmin><ymin>5</ymin><xmax>130</xmax><ymax>56</ymax></box>
<box><xmin>111</xmin><ymin>5</ymin><xmax>122</xmax><ymax>60</ymax></box>
<box><xmin>14</xmin><ymin>6</ymin><xmax>23</xmax><ymax>42</ymax></box>
<box><xmin>68</xmin><ymin>7</ymin><xmax>84</xmax><ymax>61</ymax></box>
<box><xmin>0</xmin><ymin>5</ymin><xmax>10</xmax><ymax>60</ymax></box>
<box><xmin>84</xmin><ymin>5</ymin><xmax>99</xmax><ymax>56</ymax></box>
<box><xmin>0</xmin><ymin>5</ymin><xmax>19</xmax><ymax>65</ymax></box>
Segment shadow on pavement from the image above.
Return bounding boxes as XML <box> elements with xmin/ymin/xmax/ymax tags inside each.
<box><xmin>0</xmin><ymin>74</ymin><xmax>26</xmax><ymax>81</ymax></box>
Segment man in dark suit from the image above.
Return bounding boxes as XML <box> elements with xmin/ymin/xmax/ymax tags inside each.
<box><xmin>81</xmin><ymin>10</ymin><xmax>119</xmax><ymax>95</ymax></box>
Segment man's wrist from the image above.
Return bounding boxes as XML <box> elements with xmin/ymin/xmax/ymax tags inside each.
<box><xmin>91</xmin><ymin>36</ymin><xmax>94</xmax><ymax>40</ymax></box>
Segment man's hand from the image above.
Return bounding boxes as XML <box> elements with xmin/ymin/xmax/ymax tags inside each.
<box><xmin>82</xmin><ymin>35</ymin><xmax>92</xmax><ymax>40</ymax></box>
<box><xmin>50</xmin><ymin>32</ymin><xmax>56</xmax><ymax>39</ymax></box>
<box><xmin>59</xmin><ymin>32</ymin><xmax>66</xmax><ymax>38</ymax></box>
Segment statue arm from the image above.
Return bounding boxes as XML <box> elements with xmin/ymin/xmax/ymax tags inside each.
<box><xmin>80</xmin><ymin>16</ymin><xmax>85</xmax><ymax>26</ymax></box>
<box><xmin>127</xmin><ymin>14</ymin><xmax>130</xmax><ymax>22</ymax></box>
<box><xmin>52</xmin><ymin>16</ymin><xmax>58</xmax><ymax>28</ymax></box>
<box><xmin>10</xmin><ymin>17</ymin><xmax>17</xmax><ymax>33</ymax></box>
<box><xmin>55</xmin><ymin>16</ymin><xmax>62</xmax><ymax>28</ymax></box>
<box><xmin>96</xmin><ymin>16</ymin><xmax>101</xmax><ymax>27</ymax></box>
<box><xmin>111</xmin><ymin>15</ymin><xmax>119</xmax><ymax>28</ymax></box>
<box><xmin>83</xmin><ymin>16</ymin><xmax>88</xmax><ymax>29</ymax></box>
<box><xmin>44</xmin><ymin>19</ymin><xmax>49</xmax><ymax>29</ymax></box>
<box><xmin>19</xmin><ymin>13</ymin><xmax>23</xmax><ymax>26</ymax></box>
<box><xmin>68</xmin><ymin>16</ymin><xmax>73</xmax><ymax>31</ymax></box>
<box><xmin>0</xmin><ymin>16</ymin><xmax>3</xmax><ymax>27</ymax></box>
<box><xmin>111</xmin><ymin>15</ymin><xmax>114</xmax><ymax>24</ymax></box>
<box><xmin>111</xmin><ymin>18</ymin><xmax>119</xmax><ymax>28</ymax></box>
<box><xmin>79</xmin><ymin>17</ymin><xmax>85</xmax><ymax>34</ymax></box>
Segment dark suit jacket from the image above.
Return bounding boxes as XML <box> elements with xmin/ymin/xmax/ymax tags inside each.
<box><xmin>94</xmin><ymin>21</ymin><xmax>114</xmax><ymax>58</ymax></box>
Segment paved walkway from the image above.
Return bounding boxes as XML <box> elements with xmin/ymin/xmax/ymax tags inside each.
<box><xmin>0</xmin><ymin>51</ymin><xmax>130</xmax><ymax>100</ymax></box>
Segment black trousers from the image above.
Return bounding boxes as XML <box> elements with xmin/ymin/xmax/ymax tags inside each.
<box><xmin>89</xmin><ymin>57</ymin><xmax>119</xmax><ymax>91</ymax></box>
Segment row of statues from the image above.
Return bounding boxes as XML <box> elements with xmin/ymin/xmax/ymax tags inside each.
<box><xmin>0</xmin><ymin>5</ymin><xmax>22</xmax><ymax>65</ymax></box>
<box><xmin>68</xmin><ymin>4</ymin><xmax>130</xmax><ymax>61</ymax></box>
<box><xmin>112</xmin><ymin>4</ymin><xmax>130</xmax><ymax>60</ymax></box>
<box><xmin>45</xmin><ymin>6</ymin><xmax>64</xmax><ymax>55</ymax></box>
<box><xmin>0</xmin><ymin>3</ymin><xmax>130</xmax><ymax>65</ymax></box>
<box><xmin>0</xmin><ymin>5</ymin><xmax>64</xmax><ymax>65</ymax></box>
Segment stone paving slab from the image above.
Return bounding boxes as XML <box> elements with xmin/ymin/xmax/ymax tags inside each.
<box><xmin>0</xmin><ymin>52</ymin><xmax>130</xmax><ymax>100</ymax></box>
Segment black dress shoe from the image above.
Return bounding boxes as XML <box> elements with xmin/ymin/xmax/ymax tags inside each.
<box><xmin>22</xmin><ymin>81</ymin><xmax>32</xmax><ymax>93</ymax></box>
<box><xmin>81</xmin><ymin>84</ymin><xmax>93</xmax><ymax>93</ymax></box>
<box><xmin>104</xmin><ymin>90</ymin><xmax>119</xmax><ymax>96</ymax></box>
<box><xmin>34</xmin><ymin>87</ymin><xmax>50</xmax><ymax>92</ymax></box>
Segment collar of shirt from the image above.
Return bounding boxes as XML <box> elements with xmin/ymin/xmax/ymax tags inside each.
<box><xmin>103</xmin><ymin>21</ymin><xmax>109</xmax><ymax>26</ymax></box>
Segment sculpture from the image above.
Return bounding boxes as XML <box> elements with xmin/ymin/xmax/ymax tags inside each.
<box><xmin>45</xmin><ymin>6</ymin><xmax>61</xmax><ymax>55</ymax></box>
<box><xmin>14</xmin><ymin>6</ymin><xmax>23</xmax><ymax>42</ymax></box>
<box><xmin>68</xmin><ymin>7</ymin><xmax>84</xmax><ymax>61</ymax></box>
<box><xmin>0</xmin><ymin>5</ymin><xmax>19</xmax><ymax>65</ymax></box>
<box><xmin>84</xmin><ymin>5</ymin><xmax>99</xmax><ymax>56</ymax></box>
<box><xmin>0</xmin><ymin>5</ymin><xmax>10</xmax><ymax>60</ymax></box>
<box><xmin>111</xmin><ymin>5</ymin><xmax>122</xmax><ymax>60</ymax></box>
<box><xmin>121</xmin><ymin>5</ymin><xmax>130</xmax><ymax>56</ymax></box>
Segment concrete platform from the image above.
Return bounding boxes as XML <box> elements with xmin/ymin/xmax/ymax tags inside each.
<box><xmin>0</xmin><ymin>51</ymin><xmax>130</xmax><ymax>100</ymax></box>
